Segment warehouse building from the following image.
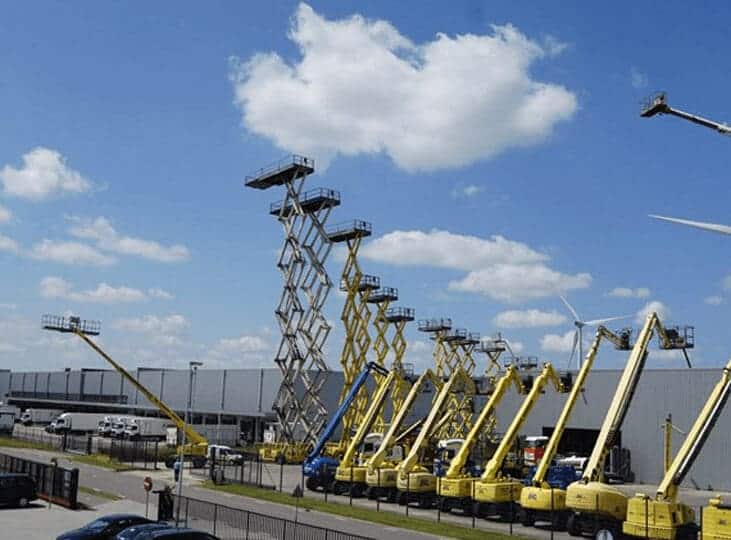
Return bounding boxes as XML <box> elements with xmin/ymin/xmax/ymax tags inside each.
<box><xmin>1</xmin><ymin>365</ymin><xmax>729</xmax><ymax>490</ymax></box>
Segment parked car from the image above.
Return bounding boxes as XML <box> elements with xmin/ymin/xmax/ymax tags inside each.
<box><xmin>114</xmin><ymin>523</ymin><xmax>174</xmax><ymax>540</ymax></box>
<box><xmin>57</xmin><ymin>514</ymin><xmax>152</xmax><ymax>540</ymax></box>
<box><xmin>137</xmin><ymin>529</ymin><xmax>219</xmax><ymax>540</ymax></box>
<box><xmin>0</xmin><ymin>473</ymin><xmax>37</xmax><ymax>507</ymax></box>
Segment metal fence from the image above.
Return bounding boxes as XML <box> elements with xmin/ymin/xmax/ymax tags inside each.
<box><xmin>0</xmin><ymin>452</ymin><xmax>79</xmax><ymax>509</ymax></box>
<box><xmin>169</xmin><ymin>493</ymin><xmax>373</xmax><ymax>540</ymax></box>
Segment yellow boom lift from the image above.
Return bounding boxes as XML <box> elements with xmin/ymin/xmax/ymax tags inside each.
<box><xmin>565</xmin><ymin>312</ymin><xmax>694</xmax><ymax>539</ymax></box>
<box><xmin>622</xmin><ymin>358</ymin><xmax>731</xmax><ymax>540</ymax></box>
<box><xmin>472</xmin><ymin>362</ymin><xmax>569</xmax><ymax>520</ymax></box>
<box><xmin>437</xmin><ymin>365</ymin><xmax>527</xmax><ymax>515</ymax></box>
<box><xmin>519</xmin><ymin>326</ymin><xmax>632</xmax><ymax>528</ymax></box>
<box><xmin>364</xmin><ymin>369</ymin><xmax>438</xmax><ymax>501</ymax></box>
<box><xmin>42</xmin><ymin>315</ymin><xmax>209</xmax><ymax>467</ymax></box>
<box><xmin>395</xmin><ymin>367</ymin><xmax>476</xmax><ymax>508</ymax></box>
<box><xmin>332</xmin><ymin>368</ymin><xmax>399</xmax><ymax>495</ymax></box>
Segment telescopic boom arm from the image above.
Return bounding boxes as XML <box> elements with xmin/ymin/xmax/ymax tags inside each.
<box><xmin>480</xmin><ymin>362</ymin><xmax>566</xmax><ymax>483</ymax></box>
<box><xmin>656</xmin><ymin>358</ymin><xmax>731</xmax><ymax>501</ymax></box>
<box><xmin>445</xmin><ymin>365</ymin><xmax>524</xmax><ymax>478</ymax></box>
<box><xmin>530</xmin><ymin>326</ymin><xmax>631</xmax><ymax>488</ymax></box>
<box><xmin>641</xmin><ymin>93</ymin><xmax>731</xmax><ymax>136</ymax></box>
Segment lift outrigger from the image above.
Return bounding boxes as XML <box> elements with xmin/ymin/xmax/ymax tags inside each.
<box><xmin>471</xmin><ymin>362</ymin><xmax>570</xmax><ymax>521</ymax></box>
<box><xmin>41</xmin><ymin>315</ymin><xmax>209</xmax><ymax>467</ymax></box>
<box><xmin>622</xmin><ymin>358</ymin><xmax>731</xmax><ymax>540</ymax></box>
<box><xmin>565</xmin><ymin>312</ymin><xmax>694</xmax><ymax>539</ymax></box>
<box><xmin>519</xmin><ymin>325</ymin><xmax>632</xmax><ymax>528</ymax></box>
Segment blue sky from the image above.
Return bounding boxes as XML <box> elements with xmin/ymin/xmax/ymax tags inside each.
<box><xmin>0</xmin><ymin>1</ymin><xmax>729</xmax><ymax>373</ymax></box>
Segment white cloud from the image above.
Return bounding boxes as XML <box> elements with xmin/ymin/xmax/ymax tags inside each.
<box><xmin>448</xmin><ymin>263</ymin><xmax>591</xmax><ymax>303</ymax></box>
<box><xmin>636</xmin><ymin>300</ymin><xmax>670</xmax><ymax>324</ymax></box>
<box><xmin>68</xmin><ymin>216</ymin><xmax>190</xmax><ymax>263</ymax></box>
<box><xmin>231</xmin><ymin>3</ymin><xmax>577</xmax><ymax>172</ymax></box>
<box><xmin>362</xmin><ymin>229</ymin><xmax>546</xmax><ymax>270</ymax></box>
<box><xmin>362</xmin><ymin>228</ymin><xmax>590</xmax><ymax>303</ymax></box>
<box><xmin>0</xmin><ymin>147</ymin><xmax>91</xmax><ymax>201</ymax></box>
<box><xmin>607</xmin><ymin>287</ymin><xmax>651</xmax><ymax>298</ymax></box>
<box><xmin>452</xmin><ymin>184</ymin><xmax>483</xmax><ymax>199</ymax></box>
<box><xmin>29</xmin><ymin>239</ymin><xmax>116</xmax><ymax>266</ymax></box>
<box><xmin>704</xmin><ymin>295</ymin><xmax>724</xmax><ymax>306</ymax></box>
<box><xmin>205</xmin><ymin>334</ymin><xmax>272</xmax><ymax>368</ymax></box>
<box><xmin>630</xmin><ymin>67</ymin><xmax>648</xmax><ymax>89</ymax></box>
<box><xmin>0</xmin><ymin>205</ymin><xmax>10</xmax><ymax>223</ymax></box>
<box><xmin>540</xmin><ymin>330</ymin><xmax>576</xmax><ymax>353</ymax></box>
<box><xmin>113</xmin><ymin>314</ymin><xmax>189</xmax><ymax>335</ymax></box>
<box><xmin>0</xmin><ymin>234</ymin><xmax>18</xmax><ymax>253</ymax></box>
<box><xmin>40</xmin><ymin>276</ymin><xmax>148</xmax><ymax>304</ymax></box>
<box><xmin>0</xmin><ymin>303</ymin><xmax>16</xmax><ymax>310</ymax></box>
<box><xmin>494</xmin><ymin>309</ymin><xmax>567</xmax><ymax>328</ymax></box>
<box><xmin>148</xmin><ymin>288</ymin><xmax>174</xmax><ymax>300</ymax></box>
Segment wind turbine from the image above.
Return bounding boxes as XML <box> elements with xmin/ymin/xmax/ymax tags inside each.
<box><xmin>559</xmin><ymin>296</ymin><xmax>630</xmax><ymax>369</ymax></box>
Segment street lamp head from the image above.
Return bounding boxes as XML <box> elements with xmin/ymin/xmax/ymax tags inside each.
<box><xmin>189</xmin><ymin>361</ymin><xmax>203</xmax><ymax>369</ymax></box>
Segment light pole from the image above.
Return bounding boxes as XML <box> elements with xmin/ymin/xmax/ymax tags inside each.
<box><xmin>176</xmin><ymin>360</ymin><xmax>202</xmax><ymax>525</ymax></box>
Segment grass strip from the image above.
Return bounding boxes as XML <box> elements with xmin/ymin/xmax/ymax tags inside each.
<box><xmin>79</xmin><ymin>485</ymin><xmax>123</xmax><ymax>501</ymax></box>
<box><xmin>71</xmin><ymin>454</ymin><xmax>136</xmax><ymax>472</ymax></box>
<box><xmin>201</xmin><ymin>481</ymin><xmax>520</xmax><ymax>540</ymax></box>
<box><xmin>0</xmin><ymin>436</ymin><xmax>56</xmax><ymax>451</ymax></box>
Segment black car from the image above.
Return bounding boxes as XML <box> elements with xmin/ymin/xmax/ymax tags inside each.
<box><xmin>138</xmin><ymin>529</ymin><xmax>219</xmax><ymax>540</ymax></box>
<box><xmin>114</xmin><ymin>523</ymin><xmax>175</xmax><ymax>540</ymax></box>
<box><xmin>0</xmin><ymin>473</ymin><xmax>38</xmax><ymax>507</ymax></box>
<box><xmin>57</xmin><ymin>514</ymin><xmax>153</xmax><ymax>540</ymax></box>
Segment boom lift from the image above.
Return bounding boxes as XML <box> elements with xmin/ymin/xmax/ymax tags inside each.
<box><xmin>303</xmin><ymin>361</ymin><xmax>389</xmax><ymax>491</ymax></box>
<box><xmin>641</xmin><ymin>92</ymin><xmax>731</xmax><ymax>136</ymax></box>
<box><xmin>41</xmin><ymin>315</ymin><xmax>209</xmax><ymax>467</ymax></box>
<box><xmin>364</xmin><ymin>369</ymin><xmax>438</xmax><ymax>501</ymax></box>
<box><xmin>395</xmin><ymin>367</ymin><xmax>476</xmax><ymax>508</ymax></box>
<box><xmin>331</xmin><ymin>368</ymin><xmax>399</xmax><ymax>496</ymax></box>
<box><xmin>623</xmin><ymin>358</ymin><xmax>731</xmax><ymax>540</ymax></box>
<box><xmin>472</xmin><ymin>362</ymin><xmax>569</xmax><ymax>521</ymax></box>
<box><xmin>519</xmin><ymin>326</ymin><xmax>633</xmax><ymax>529</ymax></box>
<box><xmin>565</xmin><ymin>312</ymin><xmax>694</xmax><ymax>539</ymax></box>
<box><xmin>437</xmin><ymin>365</ymin><xmax>526</xmax><ymax>515</ymax></box>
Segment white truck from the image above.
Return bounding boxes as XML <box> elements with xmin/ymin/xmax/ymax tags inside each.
<box><xmin>51</xmin><ymin>412</ymin><xmax>108</xmax><ymax>434</ymax></box>
<box><xmin>0</xmin><ymin>411</ymin><xmax>14</xmax><ymax>435</ymax></box>
<box><xmin>0</xmin><ymin>404</ymin><xmax>20</xmax><ymax>422</ymax></box>
<box><xmin>124</xmin><ymin>417</ymin><xmax>174</xmax><ymax>441</ymax></box>
<box><xmin>97</xmin><ymin>415</ymin><xmax>118</xmax><ymax>437</ymax></box>
<box><xmin>20</xmin><ymin>408</ymin><xmax>63</xmax><ymax>426</ymax></box>
<box><xmin>207</xmin><ymin>444</ymin><xmax>244</xmax><ymax>465</ymax></box>
<box><xmin>111</xmin><ymin>416</ymin><xmax>134</xmax><ymax>438</ymax></box>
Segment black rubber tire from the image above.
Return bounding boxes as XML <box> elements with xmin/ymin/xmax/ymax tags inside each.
<box><xmin>305</xmin><ymin>476</ymin><xmax>319</xmax><ymax>492</ymax></box>
<box><xmin>397</xmin><ymin>492</ymin><xmax>408</xmax><ymax>506</ymax></box>
<box><xmin>387</xmin><ymin>490</ymin><xmax>398</xmax><ymax>504</ymax></box>
<box><xmin>164</xmin><ymin>456</ymin><xmax>177</xmax><ymax>469</ymax></box>
<box><xmin>519</xmin><ymin>508</ymin><xmax>535</xmax><ymax>527</ymax></box>
<box><xmin>16</xmin><ymin>497</ymin><xmax>29</xmax><ymax>508</ymax></box>
<box><xmin>418</xmin><ymin>494</ymin><xmax>433</xmax><ymax>509</ymax></box>
<box><xmin>551</xmin><ymin>511</ymin><xmax>568</xmax><ymax>531</ymax></box>
<box><xmin>473</xmin><ymin>501</ymin><xmax>488</xmax><ymax>519</ymax></box>
<box><xmin>567</xmin><ymin>514</ymin><xmax>582</xmax><ymax>537</ymax></box>
<box><xmin>594</xmin><ymin>525</ymin><xmax>620</xmax><ymax>540</ymax></box>
<box><xmin>365</xmin><ymin>487</ymin><xmax>377</xmax><ymax>500</ymax></box>
<box><xmin>438</xmin><ymin>497</ymin><xmax>451</xmax><ymax>513</ymax></box>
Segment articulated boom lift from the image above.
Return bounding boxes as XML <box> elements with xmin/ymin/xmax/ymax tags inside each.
<box><xmin>303</xmin><ymin>361</ymin><xmax>389</xmax><ymax>491</ymax></box>
<box><xmin>472</xmin><ymin>362</ymin><xmax>569</xmax><ymax>520</ymax></box>
<box><xmin>519</xmin><ymin>325</ymin><xmax>633</xmax><ymax>528</ymax></box>
<box><xmin>623</xmin><ymin>358</ymin><xmax>731</xmax><ymax>540</ymax></box>
<box><xmin>395</xmin><ymin>367</ymin><xmax>476</xmax><ymax>508</ymax></box>
<box><xmin>364</xmin><ymin>369</ymin><xmax>438</xmax><ymax>501</ymax></box>
<box><xmin>42</xmin><ymin>315</ymin><xmax>209</xmax><ymax>467</ymax></box>
<box><xmin>565</xmin><ymin>312</ymin><xmax>694</xmax><ymax>539</ymax></box>
<box><xmin>437</xmin><ymin>365</ymin><xmax>526</xmax><ymax>515</ymax></box>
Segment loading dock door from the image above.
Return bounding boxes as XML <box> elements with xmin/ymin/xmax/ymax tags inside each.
<box><xmin>541</xmin><ymin>426</ymin><xmax>619</xmax><ymax>457</ymax></box>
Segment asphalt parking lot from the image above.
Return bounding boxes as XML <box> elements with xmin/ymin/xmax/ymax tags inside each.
<box><xmin>1</xmin><ymin>499</ymin><xmax>151</xmax><ymax>540</ymax></box>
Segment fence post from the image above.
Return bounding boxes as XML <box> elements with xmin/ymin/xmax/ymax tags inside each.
<box><xmin>472</xmin><ymin>480</ymin><xmax>476</xmax><ymax>529</ymax></box>
<box><xmin>550</xmin><ymin>487</ymin><xmax>554</xmax><ymax>540</ymax></box>
<box><xmin>279</xmin><ymin>460</ymin><xmax>284</xmax><ymax>492</ymax></box>
<box><xmin>213</xmin><ymin>504</ymin><xmax>218</xmax><ymax>536</ymax></box>
<box><xmin>282</xmin><ymin>520</ymin><xmax>287</xmax><ymax>540</ymax></box>
<box><xmin>86</xmin><ymin>435</ymin><xmax>92</xmax><ymax>455</ymax></box>
<box><xmin>349</xmin><ymin>464</ymin><xmax>354</xmax><ymax>506</ymax></box>
<box><xmin>406</xmin><ymin>472</ymin><xmax>410</xmax><ymax>517</ymax></box>
<box><xmin>245</xmin><ymin>511</ymin><xmax>250</xmax><ymax>540</ymax></box>
<box><xmin>376</xmin><ymin>469</ymin><xmax>381</xmax><ymax>512</ymax></box>
<box><xmin>437</xmin><ymin>476</ymin><xmax>441</xmax><ymax>523</ymax></box>
<box><xmin>700</xmin><ymin>505</ymin><xmax>703</xmax><ymax>540</ymax></box>
<box><xmin>185</xmin><ymin>497</ymin><xmax>190</xmax><ymax>528</ymax></box>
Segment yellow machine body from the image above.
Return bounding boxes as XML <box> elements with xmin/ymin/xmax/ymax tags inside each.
<box><xmin>565</xmin><ymin>481</ymin><xmax>628</xmax><ymax>522</ymax></box>
<box><xmin>702</xmin><ymin>498</ymin><xmax>731</xmax><ymax>540</ymax></box>
<box><xmin>473</xmin><ymin>479</ymin><xmax>523</xmax><ymax>504</ymax></box>
<box><xmin>623</xmin><ymin>496</ymin><xmax>695</xmax><ymax>540</ymax></box>
<box><xmin>259</xmin><ymin>442</ymin><xmax>309</xmax><ymax>464</ymax></box>
<box><xmin>520</xmin><ymin>485</ymin><xmax>567</xmax><ymax>513</ymax></box>
<box><xmin>366</xmin><ymin>465</ymin><xmax>398</xmax><ymax>488</ymax></box>
<box><xmin>396</xmin><ymin>465</ymin><xmax>437</xmax><ymax>493</ymax></box>
<box><xmin>438</xmin><ymin>477</ymin><xmax>474</xmax><ymax>499</ymax></box>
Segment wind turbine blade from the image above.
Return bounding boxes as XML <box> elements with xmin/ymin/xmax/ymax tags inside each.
<box><xmin>583</xmin><ymin>315</ymin><xmax>632</xmax><ymax>326</ymax></box>
<box><xmin>650</xmin><ymin>215</ymin><xmax>731</xmax><ymax>236</ymax></box>
<box><xmin>559</xmin><ymin>295</ymin><xmax>581</xmax><ymax>322</ymax></box>
<box><xmin>567</xmin><ymin>330</ymin><xmax>579</xmax><ymax>371</ymax></box>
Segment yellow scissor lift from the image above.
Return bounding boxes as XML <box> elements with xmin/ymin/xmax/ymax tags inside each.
<box><xmin>42</xmin><ymin>315</ymin><xmax>209</xmax><ymax>467</ymax></box>
<box><xmin>518</xmin><ymin>325</ymin><xmax>632</xmax><ymax>528</ymax></box>
<box><xmin>565</xmin><ymin>312</ymin><xmax>694</xmax><ymax>539</ymax></box>
<box><xmin>470</xmin><ymin>362</ymin><xmax>570</xmax><ymax>521</ymax></box>
<box><xmin>437</xmin><ymin>365</ymin><xmax>527</xmax><ymax>515</ymax></box>
<box><xmin>622</xmin><ymin>357</ymin><xmax>731</xmax><ymax>540</ymax></box>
